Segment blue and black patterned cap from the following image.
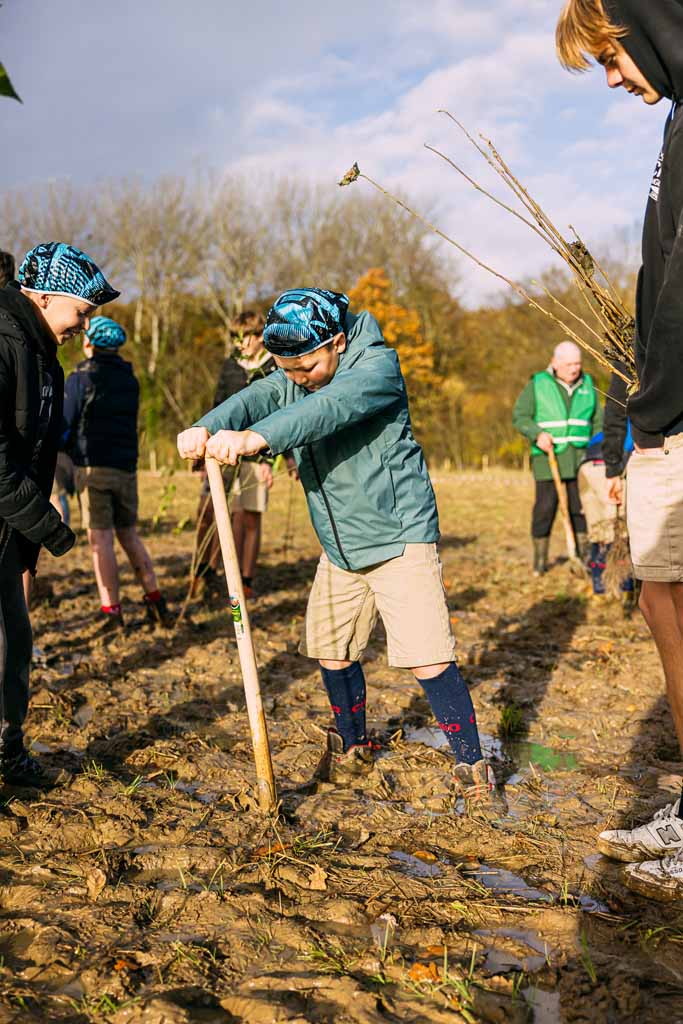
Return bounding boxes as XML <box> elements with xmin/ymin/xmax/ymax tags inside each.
<box><xmin>263</xmin><ymin>288</ymin><xmax>349</xmax><ymax>357</ymax></box>
<box><xmin>85</xmin><ymin>316</ymin><xmax>126</xmax><ymax>349</ymax></box>
<box><xmin>18</xmin><ymin>242</ymin><xmax>119</xmax><ymax>307</ymax></box>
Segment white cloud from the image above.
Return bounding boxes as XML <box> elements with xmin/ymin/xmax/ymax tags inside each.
<box><xmin>0</xmin><ymin>0</ymin><xmax>666</xmax><ymax>304</ymax></box>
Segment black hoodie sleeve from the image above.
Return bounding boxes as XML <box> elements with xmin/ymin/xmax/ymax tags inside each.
<box><xmin>602</xmin><ymin>367</ymin><xmax>629</xmax><ymax>478</ymax></box>
<box><xmin>628</xmin><ymin>118</ymin><xmax>683</xmax><ymax>440</ymax></box>
<box><xmin>0</xmin><ymin>346</ymin><xmax>66</xmax><ymax>547</ymax></box>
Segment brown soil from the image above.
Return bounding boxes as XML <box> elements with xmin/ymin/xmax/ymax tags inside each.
<box><xmin>3</xmin><ymin>469</ymin><xmax>683</xmax><ymax>1023</ymax></box>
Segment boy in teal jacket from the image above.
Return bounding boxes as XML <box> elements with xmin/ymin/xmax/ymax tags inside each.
<box><xmin>178</xmin><ymin>288</ymin><xmax>497</xmax><ymax>803</ymax></box>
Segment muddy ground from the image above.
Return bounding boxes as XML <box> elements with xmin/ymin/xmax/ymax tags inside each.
<box><xmin>2</xmin><ymin>467</ymin><xmax>683</xmax><ymax>1023</ymax></box>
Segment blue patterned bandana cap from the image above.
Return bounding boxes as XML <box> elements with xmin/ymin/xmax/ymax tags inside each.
<box><xmin>86</xmin><ymin>316</ymin><xmax>126</xmax><ymax>349</ymax></box>
<box><xmin>263</xmin><ymin>288</ymin><xmax>349</xmax><ymax>357</ymax></box>
<box><xmin>18</xmin><ymin>242</ymin><xmax>119</xmax><ymax>307</ymax></box>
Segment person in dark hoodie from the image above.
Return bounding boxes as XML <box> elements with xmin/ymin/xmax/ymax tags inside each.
<box><xmin>63</xmin><ymin>316</ymin><xmax>172</xmax><ymax>631</ymax></box>
<box><xmin>557</xmin><ymin>0</ymin><xmax>683</xmax><ymax>901</ymax></box>
<box><xmin>0</xmin><ymin>242</ymin><xmax>118</xmax><ymax>787</ymax></box>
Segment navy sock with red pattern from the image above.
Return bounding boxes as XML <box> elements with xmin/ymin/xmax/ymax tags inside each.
<box><xmin>320</xmin><ymin>663</ymin><xmax>367</xmax><ymax>752</ymax></box>
<box><xmin>418</xmin><ymin>663</ymin><xmax>483</xmax><ymax>765</ymax></box>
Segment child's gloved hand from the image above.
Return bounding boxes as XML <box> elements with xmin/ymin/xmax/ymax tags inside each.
<box><xmin>177</xmin><ymin>426</ymin><xmax>210</xmax><ymax>460</ymax></box>
<box><xmin>205</xmin><ymin>429</ymin><xmax>267</xmax><ymax>466</ymax></box>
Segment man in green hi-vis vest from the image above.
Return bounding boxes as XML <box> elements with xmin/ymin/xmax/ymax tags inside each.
<box><xmin>513</xmin><ymin>341</ymin><xmax>603</xmax><ymax>575</ymax></box>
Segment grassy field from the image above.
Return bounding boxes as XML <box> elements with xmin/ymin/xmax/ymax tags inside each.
<box><xmin>2</xmin><ymin>467</ymin><xmax>680</xmax><ymax>1023</ymax></box>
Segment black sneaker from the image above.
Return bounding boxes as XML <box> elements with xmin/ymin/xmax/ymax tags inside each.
<box><xmin>1</xmin><ymin>750</ymin><xmax>62</xmax><ymax>789</ymax></box>
<box><xmin>145</xmin><ymin>595</ymin><xmax>174</xmax><ymax>628</ymax></box>
<box><xmin>98</xmin><ymin>610</ymin><xmax>125</xmax><ymax>636</ymax></box>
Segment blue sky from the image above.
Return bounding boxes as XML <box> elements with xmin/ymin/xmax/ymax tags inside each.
<box><xmin>1</xmin><ymin>0</ymin><xmax>668</xmax><ymax>302</ymax></box>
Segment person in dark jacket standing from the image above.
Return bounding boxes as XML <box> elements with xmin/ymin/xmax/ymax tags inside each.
<box><xmin>63</xmin><ymin>317</ymin><xmax>171</xmax><ymax>632</ymax></box>
<box><xmin>193</xmin><ymin>311</ymin><xmax>282</xmax><ymax>599</ymax></box>
<box><xmin>557</xmin><ymin>0</ymin><xmax>683</xmax><ymax>900</ymax></box>
<box><xmin>512</xmin><ymin>341</ymin><xmax>602</xmax><ymax>575</ymax></box>
<box><xmin>0</xmin><ymin>241</ymin><xmax>118</xmax><ymax>788</ymax></box>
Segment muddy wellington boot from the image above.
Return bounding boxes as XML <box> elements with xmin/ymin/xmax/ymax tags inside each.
<box><xmin>532</xmin><ymin>537</ymin><xmax>549</xmax><ymax>577</ymax></box>
<box><xmin>315</xmin><ymin>728</ymin><xmax>375</xmax><ymax>785</ymax></box>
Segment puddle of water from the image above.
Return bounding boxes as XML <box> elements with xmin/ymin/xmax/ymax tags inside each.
<box><xmin>390</xmin><ymin>851</ymin><xmax>442</xmax><ymax>879</ymax></box>
<box><xmin>476</xmin><ymin>926</ymin><xmax>552</xmax><ymax>960</ymax></box>
<box><xmin>511</xmin><ymin>741</ymin><xmax>579</xmax><ymax>774</ymax></box>
<box><xmin>173</xmin><ymin>781</ymin><xmax>216</xmax><ymax>805</ymax></box>
<box><xmin>404</xmin><ymin>728</ymin><xmax>579</xmax><ymax>775</ymax></box>
<box><xmin>482</xmin><ymin>946</ymin><xmax>547</xmax><ymax>976</ymax></box>
<box><xmin>464</xmin><ymin>864</ymin><xmax>609</xmax><ymax>914</ymax></box>
<box><xmin>583</xmin><ymin>853</ymin><xmax>604</xmax><ymax>871</ymax></box>
<box><xmin>524</xmin><ymin>987</ymin><xmax>561</xmax><ymax>1024</ymax></box>
<box><xmin>405</xmin><ymin>727</ymin><xmax>504</xmax><ymax>761</ymax></box>
<box><xmin>464</xmin><ymin>864</ymin><xmax>553</xmax><ymax>903</ymax></box>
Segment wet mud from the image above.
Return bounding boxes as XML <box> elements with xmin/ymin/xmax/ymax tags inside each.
<box><xmin>3</xmin><ymin>470</ymin><xmax>683</xmax><ymax>1022</ymax></box>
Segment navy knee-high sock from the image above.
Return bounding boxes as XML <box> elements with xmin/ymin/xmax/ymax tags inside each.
<box><xmin>320</xmin><ymin>663</ymin><xmax>367</xmax><ymax>751</ymax></box>
<box><xmin>418</xmin><ymin>663</ymin><xmax>483</xmax><ymax>765</ymax></box>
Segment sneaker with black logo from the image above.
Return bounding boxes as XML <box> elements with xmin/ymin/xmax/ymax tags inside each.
<box><xmin>598</xmin><ymin>802</ymin><xmax>683</xmax><ymax>863</ymax></box>
<box><xmin>624</xmin><ymin>848</ymin><xmax>683</xmax><ymax>902</ymax></box>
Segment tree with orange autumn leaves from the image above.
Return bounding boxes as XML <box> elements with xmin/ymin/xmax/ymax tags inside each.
<box><xmin>348</xmin><ymin>267</ymin><xmax>436</xmax><ymax>390</ymax></box>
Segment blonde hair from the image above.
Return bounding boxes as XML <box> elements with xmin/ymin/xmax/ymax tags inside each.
<box><xmin>556</xmin><ymin>0</ymin><xmax>627</xmax><ymax>71</ymax></box>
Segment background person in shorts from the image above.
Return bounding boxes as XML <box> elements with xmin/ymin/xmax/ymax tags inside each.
<box><xmin>63</xmin><ymin>316</ymin><xmax>171</xmax><ymax>632</ymax></box>
<box><xmin>193</xmin><ymin>311</ymin><xmax>282</xmax><ymax>599</ymax></box>
<box><xmin>178</xmin><ymin>288</ymin><xmax>501</xmax><ymax>806</ymax></box>
<box><xmin>558</xmin><ymin>0</ymin><xmax>683</xmax><ymax>900</ymax></box>
<box><xmin>0</xmin><ymin>242</ymin><xmax>117</xmax><ymax>787</ymax></box>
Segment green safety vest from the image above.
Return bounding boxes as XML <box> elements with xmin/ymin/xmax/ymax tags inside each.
<box><xmin>531</xmin><ymin>371</ymin><xmax>596</xmax><ymax>455</ymax></box>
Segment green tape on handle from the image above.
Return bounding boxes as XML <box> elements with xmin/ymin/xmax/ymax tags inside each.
<box><xmin>229</xmin><ymin>596</ymin><xmax>245</xmax><ymax>639</ymax></box>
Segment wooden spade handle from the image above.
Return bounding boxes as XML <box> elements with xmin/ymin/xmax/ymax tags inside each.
<box><xmin>206</xmin><ymin>457</ymin><xmax>277</xmax><ymax>813</ymax></box>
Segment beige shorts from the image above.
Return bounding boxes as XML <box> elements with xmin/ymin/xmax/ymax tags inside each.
<box><xmin>577</xmin><ymin>460</ymin><xmax>619</xmax><ymax>545</ymax></box>
<box><xmin>232</xmin><ymin>461</ymin><xmax>269</xmax><ymax>514</ymax></box>
<box><xmin>627</xmin><ymin>435</ymin><xmax>683</xmax><ymax>582</ymax></box>
<box><xmin>300</xmin><ymin>543</ymin><xmax>456</xmax><ymax>669</ymax></box>
<box><xmin>75</xmin><ymin>466</ymin><xmax>138</xmax><ymax>530</ymax></box>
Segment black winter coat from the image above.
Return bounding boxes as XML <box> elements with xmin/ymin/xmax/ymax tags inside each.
<box><xmin>0</xmin><ymin>284</ymin><xmax>67</xmax><ymax>572</ymax></box>
<box><xmin>63</xmin><ymin>352</ymin><xmax>139</xmax><ymax>471</ymax></box>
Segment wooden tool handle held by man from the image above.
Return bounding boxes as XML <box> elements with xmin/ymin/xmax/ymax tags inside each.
<box><xmin>206</xmin><ymin>457</ymin><xmax>277</xmax><ymax>813</ymax></box>
<box><xmin>547</xmin><ymin>447</ymin><xmax>578</xmax><ymax>561</ymax></box>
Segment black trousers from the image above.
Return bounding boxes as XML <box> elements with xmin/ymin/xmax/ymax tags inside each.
<box><xmin>532</xmin><ymin>478</ymin><xmax>586</xmax><ymax>539</ymax></box>
<box><xmin>0</xmin><ymin>536</ymin><xmax>32</xmax><ymax>759</ymax></box>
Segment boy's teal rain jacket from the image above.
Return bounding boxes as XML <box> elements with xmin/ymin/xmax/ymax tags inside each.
<box><xmin>196</xmin><ymin>311</ymin><xmax>439</xmax><ymax>571</ymax></box>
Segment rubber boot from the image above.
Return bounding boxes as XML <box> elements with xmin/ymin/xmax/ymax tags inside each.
<box><xmin>575</xmin><ymin>531</ymin><xmax>590</xmax><ymax>564</ymax></box>
<box><xmin>533</xmin><ymin>537</ymin><xmax>549</xmax><ymax>577</ymax></box>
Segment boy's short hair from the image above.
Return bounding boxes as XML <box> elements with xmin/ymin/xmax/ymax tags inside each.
<box><xmin>556</xmin><ymin>0</ymin><xmax>626</xmax><ymax>70</ymax></box>
<box><xmin>229</xmin><ymin>311</ymin><xmax>265</xmax><ymax>338</ymax></box>
<box><xmin>0</xmin><ymin>250</ymin><xmax>16</xmax><ymax>288</ymax></box>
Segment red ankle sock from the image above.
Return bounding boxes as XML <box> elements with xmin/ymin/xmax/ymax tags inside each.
<box><xmin>144</xmin><ymin>590</ymin><xmax>161</xmax><ymax>604</ymax></box>
<box><xmin>101</xmin><ymin>603</ymin><xmax>121</xmax><ymax>615</ymax></box>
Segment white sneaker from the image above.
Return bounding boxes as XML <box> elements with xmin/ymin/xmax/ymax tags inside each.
<box><xmin>597</xmin><ymin>802</ymin><xmax>683</xmax><ymax>863</ymax></box>
<box><xmin>625</xmin><ymin>849</ymin><xmax>683</xmax><ymax>902</ymax></box>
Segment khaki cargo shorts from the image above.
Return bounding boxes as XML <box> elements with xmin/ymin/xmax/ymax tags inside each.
<box><xmin>232</xmin><ymin>460</ymin><xmax>269</xmax><ymax>514</ymax></box>
<box><xmin>577</xmin><ymin>460</ymin><xmax>620</xmax><ymax>545</ymax></box>
<box><xmin>627</xmin><ymin>435</ymin><xmax>683</xmax><ymax>582</ymax></box>
<box><xmin>75</xmin><ymin>466</ymin><xmax>138</xmax><ymax>530</ymax></box>
<box><xmin>300</xmin><ymin>543</ymin><xmax>456</xmax><ymax>669</ymax></box>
